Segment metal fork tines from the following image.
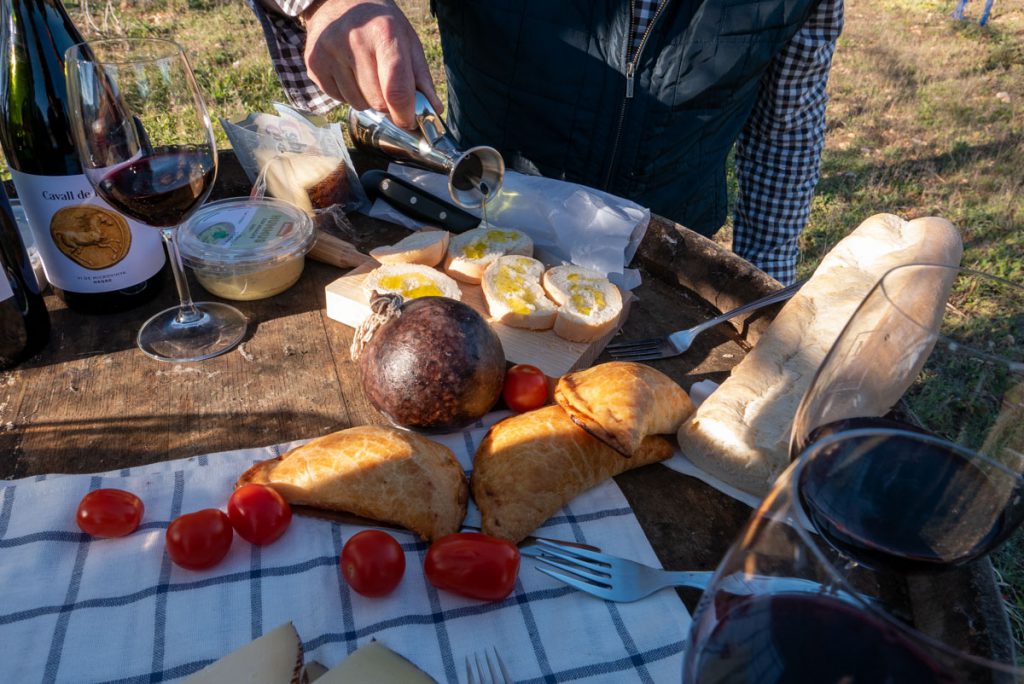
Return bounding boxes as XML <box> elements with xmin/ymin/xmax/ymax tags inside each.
<box><xmin>605</xmin><ymin>278</ymin><xmax>806</xmax><ymax>361</ymax></box>
<box><xmin>528</xmin><ymin>539</ymin><xmax>709</xmax><ymax>602</ymax></box>
<box><xmin>464</xmin><ymin>647</ymin><xmax>513</xmax><ymax>684</ymax></box>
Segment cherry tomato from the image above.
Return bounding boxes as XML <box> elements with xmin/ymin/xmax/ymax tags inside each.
<box><xmin>227</xmin><ymin>484</ymin><xmax>292</xmax><ymax>545</ymax></box>
<box><xmin>76</xmin><ymin>488</ymin><xmax>144</xmax><ymax>538</ymax></box>
<box><xmin>340</xmin><ymin>530</ymin><xmax>406</xmax><ymax>597</ymax></box>
<box><xmin>503</xmin><ymin>364</ymin><xmax>549</xmax><ymax>413</ymax></box>
<box><xmin>166</xmin><ymin>509</ymin><xmax>234</xmax><ymax>570</ymax></box>
<box><xmin>424</xmin><ymin>532</ymin><xmax>520</xmax><ymax>601</ymax></box>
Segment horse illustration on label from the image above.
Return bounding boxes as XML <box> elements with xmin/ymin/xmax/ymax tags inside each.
<box><xmin>50</xmin><ymin>205</ymin><xmax>131</xmax><ymax>270</ymax></box>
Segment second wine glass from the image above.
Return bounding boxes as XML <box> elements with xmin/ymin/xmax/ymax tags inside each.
<box><xmin>65</xmin><ymin>37</ymin><xmax>246</xmax><ymax>362</ymax></box>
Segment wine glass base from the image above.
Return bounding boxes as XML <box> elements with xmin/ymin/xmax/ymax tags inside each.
<box><xmin>137</xmin><ymin>302</ymin><xmax>247</xmax><ymax>363</ymax></box>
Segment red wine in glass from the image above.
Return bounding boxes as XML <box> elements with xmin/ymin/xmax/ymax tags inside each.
<box><xmin>93</xmin><ymin>146</ymin><xmax>215</xmax><ymax>227</ymax></box>
<box><xmin>691</xmin><ymin>592</ymin><xmax>956</xmax><ymax>683</ymax></box>
<box><xmin>796</xmin><ymin>418</ymin><xmax>1024</xmax><ymax>574</ymax></box>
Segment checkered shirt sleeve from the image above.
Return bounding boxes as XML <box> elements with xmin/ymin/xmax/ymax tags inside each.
<box><xmin>246</xmin><ymin>0</ymin><xmax>340</xmax><ymax>115</ymax></box>
<box><xmin>732</xmin><ymin>0</ymin><xmax>845</xmax><ymax>284</ymax></box>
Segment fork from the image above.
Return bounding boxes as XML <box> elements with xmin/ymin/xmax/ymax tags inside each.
<box><xmin>464</xmin><ymin>647</ymin><xmax>513</xmax><ymax>684</ymax></box>
<box><xmin>605</xmin><ymin>278</ymin><xmax>805</xmax><ymax>361</ymax></box>
<box><xmin>527</xmin><ymin>540</ymin><xmax>877</xmax><ymax>605</ymax></box>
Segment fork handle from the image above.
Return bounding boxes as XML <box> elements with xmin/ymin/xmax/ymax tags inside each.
<box><xmin>654</xmin><ymin>570</ymin><xmax>715</xmax><ymax>591</ymax></box>
<box><xmin>688</xmin><ymin>278</ymin><xmax>805</xmax><ymax>336</ymax></box>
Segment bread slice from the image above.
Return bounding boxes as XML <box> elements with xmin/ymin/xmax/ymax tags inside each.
<box><xmin>542</xmin><ymin>265</ymin><xmax>624</xmax><ymax>342</ymax></box>
<box><xmin>555</xmin><ymin>361</ymin><xmax>695</xmax><ymax>457</ymax></box>
<box><xmin>480</xmin><ymin>255</ymin><xmax>557</xmax><ymax>330</ymax></box>
<box><xmin>363</xmin><ymin>263</ymin><xmax>462</xmax><ymax>301</ymax></box>
<box><xmin>237</xmin><ymin>425</ymin><xmax>468</xmax><ymax>541</ymax></box>
<box><xmin>472</xmin><ymin>405</ymin><xmax>673</xmax><ymax>544</ymax></box>
<box><xmin>369</xmin><ymin>229</ymin><xmax>450</xmax><ymax>267</ymax></box>
<box><xmin>443</xmin><ymin>227</ymin><xmax>533</xmax><ymax>284</ymax></box>
<box><xmin>676</xmin><ymin>214</ymin><xmax>964</xmax><ymax>497</ymax></box>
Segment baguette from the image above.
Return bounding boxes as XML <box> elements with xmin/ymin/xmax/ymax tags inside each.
<box><xmin>443</xmin><ymin>227</ymin><xmax>533</xmax><ymax>284</ymax></box>
<box><xmin>480</xmin><ymin>255</ymin><xmax>558</xmax><ymax>330</ymax></box>
<box><xmin>362</xmin><ymin>263</ymin><xmax>462</xmax><ymax>301</ymax></box>
<box><xmin>677</xmin><ymin>214</ymin><xmax>963</xmax><ymax>496</ymax></box>
<box><xmin>543</xmin><ymin>265</ymin><xmax>624</xmax><ymax>343</ymax></box>
<box><xmin>369</xmin><ymin>229</ymin><xmax>450</xmax><ymax>267</ymax></box>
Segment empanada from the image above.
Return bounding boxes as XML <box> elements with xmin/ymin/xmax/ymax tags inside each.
<box><xmin>555</xmin><ymin>361</ymin><xmax>694</xmax><ymax>456</ymax></box>
<box><xmin>237</xmin><ymin>426</ymin><xmax>468</xmax><ymax>541</ymax></box>
<box><xmin>472</xmin><ymin>405</ymin><xmax>672</xmax><ymax>543</ymax></box>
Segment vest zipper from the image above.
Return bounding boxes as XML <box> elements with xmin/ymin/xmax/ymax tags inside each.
<box><xmin>603</xmin><ymin>0</ymin><xmax>670</xmax><ymax>189</ymax></box>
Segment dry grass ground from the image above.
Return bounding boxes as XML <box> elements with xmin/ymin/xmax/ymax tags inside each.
<box><xmin>4</xmin><ymin>0</ymin><xmax>1023</xmax><ymax>659</ymax></box>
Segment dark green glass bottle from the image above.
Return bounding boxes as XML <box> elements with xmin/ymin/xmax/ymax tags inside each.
<box><xmin>0</xmin><ymin>0</ymin><xmax>166</xmax><ymax>314</ymax></box>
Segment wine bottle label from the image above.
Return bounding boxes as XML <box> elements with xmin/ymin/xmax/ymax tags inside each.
<box><xmin>8</xmin><ymin>170</ymin><xmax>164</xmax><ymax>293</ymax></box>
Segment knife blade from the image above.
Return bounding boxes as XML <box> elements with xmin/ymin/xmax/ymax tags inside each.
<box><xmin>361</xmin><ymin>168</ymin><xmax>481</xmax><ymax>233</ymax></box>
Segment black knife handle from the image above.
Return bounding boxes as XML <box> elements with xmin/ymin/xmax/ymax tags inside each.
<box><xmin>361</xmin><ymin>169</ymin><xmax>481</xmax><ymax>233</ymax></box>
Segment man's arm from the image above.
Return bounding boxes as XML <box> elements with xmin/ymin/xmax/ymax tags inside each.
<box><xmin>247</xmin><ymin>0</ymin><xmax>439</xmax><ymax>127</ymax></box>
<box><xmin>732</xmin><ymin>0</ymin><xmax>845</xmax><ymax>284</ymax></box>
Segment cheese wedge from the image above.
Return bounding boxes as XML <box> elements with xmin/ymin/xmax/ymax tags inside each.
<box><xmin>316</xmin><ymin>642</ymin><xmax>436</xmax><ymax>683</ymax></box>
<box><xmin>481</xmin><ymin>255</ymin><xmax>557</xmax><ymax>330</ymax></box>
<box><xmin>363</xmin><ymin>263</ymin><xmax>462</xmax><ymax>301</ymax></box>
<box><xmin>542</xmin><ymin>265</ymin><xmax>623</xmax><ymax>342</ymax></box>
<box><xmin>444</xmin><ymin>227</ymin><xmax>533</xmax><ymax>284</ymax></box>
<box><xmin>255</xmin><ymin>150</ymin><xmax>350</xmax><ymax>214</ymax></box>
<box><xmin>369</xmin><ymin>229</ymin><xmax>450</xmax><ymax>267</ymax></box>
<box><xmin>182</xmin><ymin>623</ymin><xmax>303</xmax><ymax>684</ymax></box>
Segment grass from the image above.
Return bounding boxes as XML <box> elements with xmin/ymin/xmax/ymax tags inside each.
<box><xmin>4</xmin><ymin>0</ymin><xmax>1023</xmax><ymax>659</ymax></box>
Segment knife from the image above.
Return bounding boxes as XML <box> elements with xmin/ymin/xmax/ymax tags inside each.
<box><xmin>361</xmin><ymin>168</ymin><xmax>481</xmax><ymax>233</ymax></box>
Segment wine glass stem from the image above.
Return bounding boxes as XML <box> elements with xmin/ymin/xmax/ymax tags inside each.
<box><xmin>160</xmin><ymin>227</ymin><xmax>201</xmax><ymax>325</ymax></box>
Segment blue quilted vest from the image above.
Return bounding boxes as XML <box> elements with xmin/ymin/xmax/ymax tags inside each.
<box><xmin>432</xmin><ymin>0</ymin><xmax>820</xmax><ymax>235</ymax></box>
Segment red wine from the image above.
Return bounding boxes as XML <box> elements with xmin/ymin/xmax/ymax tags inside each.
<box><xmin>0</xmin><ymin>185</ymin><xmax>50</xmax><ymax>368</ymax></box>
<box><xmin>0</xmin><ymin>0</ymin><xmax>166</xmax><ymax>314</ymax></box>
<box><xmin>690</xmin><ymin>592</ymin><xmax>956</xmax><ymax>683</ymax></box>
<box><xmin>93</xmin><ymin>147</ymin><xmax>216</xmax><ymax>228</ymax></box>
<box><xmin>797</xmin><ymin>418</ymin><xmax>1024</xmax><ymax>573</ymax></box>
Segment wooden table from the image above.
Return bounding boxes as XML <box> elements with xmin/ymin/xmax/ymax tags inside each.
<box><xmin>0</xmin><ymin>153</ymin><xmax>1013</xmax><ymax>663</ymax></box>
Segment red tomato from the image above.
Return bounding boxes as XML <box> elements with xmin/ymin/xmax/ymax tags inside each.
<box><xmin>166</xmin><ymin>509</ymin><xmax>234</xmax><ymax>570</ymax></box>
<box><xmin>76</xmin><ymin>488</ymin><xmax>144</xmax><ymax>538</ymax></box>
<box><xmin>424</xmin><ymin>532</ymin><xmax>520</xmax><ymax>601</ymax></box>
<box><xmin>340</xmin><ymin>530</ymin><xmax>406</xmax><ymax>597</ymax></box>
<box><xmin>227</xmin><ymin>484</ymin><xmax>292</xmax><ymax>545</ymax></box>
<box><xmin>503</xmin><ymin>364</ymin><xmax>549</xmax><ymax>413</ymax></box>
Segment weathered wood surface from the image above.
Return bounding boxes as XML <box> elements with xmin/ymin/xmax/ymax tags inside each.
<box><xmin>0</xmin><ymin>152</ymin><xmax>1012</xmax><ymax>662</ymax></box>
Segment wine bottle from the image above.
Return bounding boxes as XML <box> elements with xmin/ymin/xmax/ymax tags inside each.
<box><xmin>0</xmin><ymin>0</ymin><xmax>166</xmax><ymax>314</ymax></box>
<box><xmin>0</xmin><ymin>184</ymin><xmax>49</xmax><ymax>368</ymax></box>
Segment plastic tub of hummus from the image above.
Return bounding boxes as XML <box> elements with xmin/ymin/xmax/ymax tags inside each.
<box><xmin>178</xmin><ymin>197</ymin><xmax>315</xmax><ymax>301</ymax></box>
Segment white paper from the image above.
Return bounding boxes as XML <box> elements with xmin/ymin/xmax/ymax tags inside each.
<box><xmin>367</xmin><ymin>164</ymin><xmax>649</xmax><ymax>290</ymax></box>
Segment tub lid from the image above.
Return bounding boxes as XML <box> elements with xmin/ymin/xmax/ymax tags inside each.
<box><xmin>178</xmin><ymin>197</ymin><xmax>315</xmax><ymax>269</ymax></box>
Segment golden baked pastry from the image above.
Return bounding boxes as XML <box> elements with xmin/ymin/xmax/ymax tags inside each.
<box><xmin>554</xmin><ymin>361</ymin><xmax>694</xmax><ymax>456</ymax></box>
<box><xmin>237</xmin><ymin>425</ymin><xmax>468</xmax><ymax>541</ymax></box>
<box><xmin>472</xmin><ymin>405</ymin><xmax>673</xmax><ymax>543</ymax></box>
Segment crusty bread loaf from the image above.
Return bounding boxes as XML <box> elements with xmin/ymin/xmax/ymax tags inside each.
<box><xmin>481</xmin><ymin>255</ymin><xmax>558</xmax><ymax>330</ymax></box>
<box><xmin>677</xmin><ymin>214</ymin><xmax>963</xmax><ymax>496</ymax></box>
<box><xmin>542</xmin><ymin>265</ymin><xmax>624</xmax><ymax>342</ymax></box>
<box><xmin>369</xmin><ymin>229</ymin><xmax>450</xmax><ymax>267</ymax></box>
<box><xmin>237</xmin><ymin>425</ymin><xmax>468</xmax><ymax>541</ymax></box>
<box><xmin>443</xmin><ymin>227</ymin><xmax>533</xmax><ymax>284</ymax></box>
<box><xmin>362</xmin><ymin>263</ymin><xmax>462</xmax><ymax>302</ymax></box>
<box><xmin>472</xmin><ymin>405</ymin><xmax>673</xmax><ymax>543</ymax></box>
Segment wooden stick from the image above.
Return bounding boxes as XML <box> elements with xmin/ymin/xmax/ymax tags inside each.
<box><xmin>308</xmin><ymin>230</ymin><xmax>372</xmax><ymax>270</ymax></box>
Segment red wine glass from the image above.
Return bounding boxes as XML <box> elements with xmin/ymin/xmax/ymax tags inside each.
<box><xmin>791</xmin><ymin>264</ymin><xmax>1024</xmax><ymax>572</ymax></box>
<box><xmin>64</xmin><ymin>38</ymin><xmax>245</xmax><ymax>361</ymax></box>
<box><xmin>682</xmin><ymin>433</ymin><xmax>1023</xmax><ymax>683</ymax></box>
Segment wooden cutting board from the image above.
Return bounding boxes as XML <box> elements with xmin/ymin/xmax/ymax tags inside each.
<box><xmin>325</xmin><ymin>262</ymin><xmax>630</xmax><ymax>378</ymax></box>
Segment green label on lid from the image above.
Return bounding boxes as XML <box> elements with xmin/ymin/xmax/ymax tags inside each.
<box><xmin>197</xmin><ymin>206</ymin><xmax>294</xmax><ymax>249</ymax></box>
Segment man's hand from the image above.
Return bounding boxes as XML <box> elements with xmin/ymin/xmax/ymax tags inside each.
<box><xmin>302</xmin><ymin>0</ymin><xmax>442</xmax><ymax>129</ymax></box>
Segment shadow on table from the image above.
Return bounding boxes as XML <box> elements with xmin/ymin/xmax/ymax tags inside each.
<box><xmin>0</xmin><ymin>409</ymin><xmax>355</xmax><ymax>479</ymax></box>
